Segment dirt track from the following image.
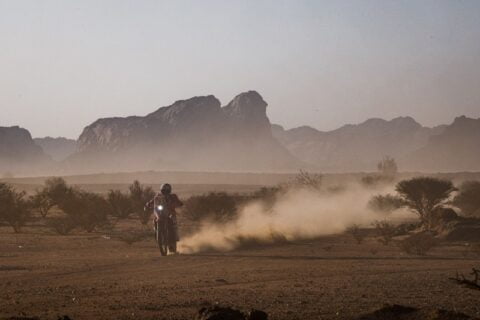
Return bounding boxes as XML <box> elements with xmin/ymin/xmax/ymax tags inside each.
<box><xmin>1</xmin><ymin>228</ymin><xmax>479</xmax><ymax>320</ymax></box>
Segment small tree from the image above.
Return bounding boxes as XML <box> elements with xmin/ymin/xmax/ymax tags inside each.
<box><xmin>31</xmin><ymin>190</ymin><xmax>54</xmax><ymax>218</ymax></box>
<box><xmin>183</xmin><ymin>192</ymin><xmax>240</xmax><ymax>223</ymax></box>
<box><xmin>287</xmin><ymin>170</ymin><xmax>322</xmax><ymax>191</ymax></box>
<box><xmin>59</xmin><ymin>190</ymin><xmax>109</xmax><ymax>232</ymax></box>
<box><xmin>373</xmin><ymin>220</ymin><xmax>397</xmax><ymax>245</ymax></box>
<box><xmin>129</xmin><ymin>180</ymin><xmax>155</xmax><ymax>224</ymax></box>
<box><xmin>107</xmin><ymin>190</ymin><xmax>132</xmax><ymax>219</ymax></box>
<box><xmin>377</xmin><ymin>156</ymin><xmax>398</xmax><ymax>178</ymax></box>
<box><xmin>346</xmin><ymin>224</ymin><xmax>366</xmax><ymax>244</ymax></box>
<box><xmin>399</xmin><ymin>233</ymin><xmax>437</xmax><ymax>256</ymax></box>
<box><xmin>368</xmin><ymin>194</ymin><xmax>405</xmax><ymax>213</ymax></box>
<box><xmin>453</xmin><ymin>181</ymin><xmax>480</xmax><ymax>217</ymax></box>
<box><xmin>0</xmin><ymin>183</ymin><xmax>32</xmax><ymax>233</ymax></box>
<box><xmin>43</xmin><ymin>177</ymin><xmax>71</xmax><ymax>206</ymax></box>
<box><xmin>395</xmin><ymin>177</ymin><xmax>455</xmax><ymax>230</ymax></box>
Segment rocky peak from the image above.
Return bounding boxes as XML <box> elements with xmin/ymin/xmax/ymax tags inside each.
<box><xmin>223</xmin><ymin>91</ymin><xmax>271</xmax><ymax>136</ymax></box>
<box><xmin>147</xmin><ymin>95</ymin><xmax>221</xmax><ymax>124</ymax></box>
<box><xmin>0</xmin><ymin>126</ymin><xmax>52</xmax><ymax>174</ymax></box>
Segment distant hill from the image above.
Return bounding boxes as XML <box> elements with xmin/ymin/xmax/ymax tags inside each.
<box><xmin>406</xmin><ymin>116</ymin><xmax>480</xmax><ymax>172</ymax></box>
<box><xmin>67</xmin><ymin>91</ymin><xmax>298</xmax><ymax>173</ymax></box>
<box><xmin>3</xmin><ymin>90</ymin><xmax>479</xmax><ymax>174</ymax></box>
<box><xmin>272</xmin><ymin>117</ymin><xmax>446</xmax><ymax>171</ymax></box>
<box><xmin>273</xmin><ymin>115</ymin><xmax>480</xmax><ymax>172</ymax></box>
<box><xmin>0</xmin><ymin>126</ymin><xmax>53</xmax><ymax>176</ymax></box>
<box><xmin>34</xmin><ymin>137</ymin><xmax>77</xmax><ymax>161</ymax></box>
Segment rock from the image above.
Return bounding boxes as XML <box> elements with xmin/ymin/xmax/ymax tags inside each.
<box><xmin>272</xmin><ymin>115</ymin><xmax>480</xmax><ymax>172</ymax></box>
<box><xmin>196</xmin><ymin>306</ymin><xmax>246</xmax><ymax>320</ymax></box>
<box><xmin>272</xmin><ymin>116</ymin><xmax>442</xmax><ymax>172</ymax></box>
<box><xmin>0</xmin><ymin>126</ymin><xmax>53</xmax><ymax>175</ymax></box>
<box><xmin>247</xmin><ymin>309</ymin><xmax>268</xmax><ymax>320</ymax></box>
<box><xmin>68</xmin><ymin>91</ymin><xmax>298</xmax><ymax>173</ymax></box>
<box><xmin>34</xmin><ymin>137</ymin><xmax>77</xmax><ymax>161</ymax></box>
<box><xmin>356</xmin><ymin>304</ymin><xmax>477</xmax><ymax>320</ymax></box>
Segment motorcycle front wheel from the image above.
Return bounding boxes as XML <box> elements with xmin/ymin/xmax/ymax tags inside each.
<box><xmin>156</xmin><ymin>221</ymin><xmax>168</xmax><ymax>256</ymax></box>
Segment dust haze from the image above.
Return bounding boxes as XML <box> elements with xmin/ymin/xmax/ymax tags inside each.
<box><xmin>179</xmin><ymin>183</ymin><xmax>413</xmax><ymax>254</ymax></box>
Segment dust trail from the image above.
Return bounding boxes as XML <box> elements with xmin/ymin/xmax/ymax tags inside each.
<box><xmin>178</xmin><ymin>184</ymin><xmax>413</xmax><ymax>254</ymax></box>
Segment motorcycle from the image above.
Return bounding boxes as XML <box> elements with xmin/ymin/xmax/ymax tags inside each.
<box><xmin>154</xmin><ymin>204</ymin><xmax>177</xmax><ymax>256</ymax></box>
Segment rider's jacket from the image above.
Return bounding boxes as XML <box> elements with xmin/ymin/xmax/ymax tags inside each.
<box><xmin>146</xmin><ymin>193</ymin><xmax>183</xmax><ymax>217</ymax></box>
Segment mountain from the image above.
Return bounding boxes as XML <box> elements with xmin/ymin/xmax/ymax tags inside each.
<box><xmin>272</xmin><ymin>117</ymin><xmax>448</xmax><ymax>172</ymax></box>
<box><xmin>407</xmin><ymin>116</ymin><xmax>480</xmax><ymax>172</ymax></box>
<box><xmin>0</xmin><ymin>126</ymin><xmax>53</xmax><ymax>176</ymax></box>
<box><xmin>68</xmin><ymin>91</ymin><xmax>298</xmax><ymax>173</ymax></box>
<box><xmin>34</xmin><ymin>137</ymin><xmax>77</xmax><ymax>161</ymax></box>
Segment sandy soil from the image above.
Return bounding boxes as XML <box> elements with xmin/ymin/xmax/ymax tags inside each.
<box><xmin>1</xmin><ymin>225</ymin><xmax>479</xmax><ymax>320</ymax></box>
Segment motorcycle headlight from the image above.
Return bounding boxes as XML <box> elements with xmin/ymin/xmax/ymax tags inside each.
<box><xmin>157</xmin><ymin>205</ymin><xmax>164</xmax><ymax>211</ymax></box>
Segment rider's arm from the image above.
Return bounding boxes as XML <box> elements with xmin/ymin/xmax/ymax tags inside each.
<box><xmin>173</xmin><ymin>194</ymin><xmax>183</xmax><ymax>208</ymax></box>
<box><xmin>144</xmin><ymin>198</ymin><xmax>154</xmax><ymax>211</ymax></box>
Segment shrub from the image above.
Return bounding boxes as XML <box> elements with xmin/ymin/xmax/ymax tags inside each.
<box><xmin>453</xmin><ymin>181</ymin><xmax>480</xmax><ymax>217</ymax></box>
<box><xmin>0</xmin><ymin>183</ymin><xmax>32</xmax><ymax>233</ymax></box>
<box><xmin>58</xmin><ymin>189</ymin><xmax>110</xmax><ymax>232</ymax></box>
<box><xmin>107</xmin><ymin>190</ymin><xmax>132</xmax><ymax>219</ymax></box>
<box><xmin>249</xmin><ymin>187</ymin><xmax>281</xmax><ymax>211</ymax></box>
<box><xmin>183</xmin><ymin>192</ymin><xmax>242</xmax><ymax>223</ymax></box>
<box><xmin>368</xmin><ymin>194</ymin><xmax>405</xmax><ymax>213</ymax></box>
<box><xmin>43</xmin><ymin>177</ymin><xmax>72</xmax><ymax>206</ymax></box>
<box><xmin>399</xmin><ymin>233</ymin><xmax>438</xmax><ymax>255</ymax></box>
<box><xmin>128</xmin><ymin>180</ymin><xmax>155</xmax><ymax>225</ymax></box>
<box><xmin>346</xmin><ymin>224</ymin><xmax>366</xmax><ymax>244</ymax></box>
<box><xmin>287</xmin><ymin>170</ymin><xmax>322</xmax><ymax>191</ymax></box>
<box><xmin>31</xmin><ymin>190</ymin><xmax>54</xmax><ymax>218</ymax></box>
<box><xmin>373</xmin><ymin>220</ymin><xmax>397</xmax><ymax>245</ymax></box>
<box><xmin>377</xmin><ymin>156</ymin><xmax>398</xmax><ymax>178</ymax></box>
<box><xmin>117</xmin><ymin>230</ymin><xmax>152</xmax><ymax>245</ymax></box>
<box><xmin>48</xmin><ymin>217</ymin><xmax>76</xmax><ymax>235</ymax></box>
<box><xmin>395</xmin><ymin>177</ymin><xmax>456</xmax><ymax>230</ymax></box>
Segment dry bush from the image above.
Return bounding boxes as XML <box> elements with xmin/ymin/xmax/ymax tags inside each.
<box><xmin>399</xmin><ymin>233</ymin><xmax>438</xmax><ymax>255</ymax></box>
<box><xmin>361</xmin><ymin>174</ymin><xmax>392</xmax><ymax>187</ymax></box>
<box><xmin>107</xmin><ymin>189</ymin><xmax>132</xmax><ymax>219</ymax></box>
<box><xmin>368</xmin><ymin>194</ymin><xmax>405</xmax><ymax>213</ymax></box>
<box><xmin>373</xmin><ymin>220</ymin><xmax>397</xmax><ymax>245</ymax></box>
<box><xmin>183</xmin><ymin>192</ymin><xmax>244</xmax><ymax>223</ymax></box>
<box><xmin>117</xmin><ymin>230</ymin><xmax>152</xmax><ymax>245</ymax></box>
<box><xmin>31</xmin><ymin>190</ymin><xmax>54</xmax><ymax>218</ymax></box>
<box><xmin>287</xmin><ymin>170</ymin><xmax>322</xmax><ymax>191</ymax></box>
<box><xmin>129</xmin><ymin>180</ymin><xmax>155</xmax><ymax>225</ymax></box>
<box><xmin>395</xmin><ymin>177</ymin><xmax>456</xmax><ymax>230</ymax></box>
<box><xmin>0</xmin><ymin>183</ymin><xmax>32</xmax><ymax>233</ymax></box>
<box><xmin>453</xmin><ymin>181</ymin><xmax>480</xmax><ymax>217</ymax></box>
<box><xmin>377</xmin><ymin>156</ymin><xmax>398</xmax><ymax>178</ymax></box>
<box><xmin>48</xmin><ymin>217</ymin><xmax>76</xmax><ymax>235</ymax></box>
<box><xmin>346</xmin><ymin>224</ymin><xmax>366</xmax><ymax>244</ymax></box>
<box><xmin>58</xmin><ymin>189</ymin><xmax>110</xmax><ymax>232</ymax></box>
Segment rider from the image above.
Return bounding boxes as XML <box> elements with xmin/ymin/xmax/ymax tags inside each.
<box><xmin>145</xmin><ymin>183</ymin><xmax>183</xmax><ymax>240</ymax></box>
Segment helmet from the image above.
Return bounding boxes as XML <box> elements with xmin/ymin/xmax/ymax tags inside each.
<box><xmin>160</xmin><ymin>183</ymin><xmax>172</xmax><ymax>195</ymax></box>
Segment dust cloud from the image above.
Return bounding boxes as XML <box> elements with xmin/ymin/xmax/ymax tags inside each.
<box><xmin>178</xmin><ymin>184</ymin><xmax>413</xmax><ymax>254</ymax></box>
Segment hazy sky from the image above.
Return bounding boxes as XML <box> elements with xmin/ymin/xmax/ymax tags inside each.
<box><xmin>1</xmin><ymin>0</ymin><xmax>480</xmax><ymax>138</ymax></box>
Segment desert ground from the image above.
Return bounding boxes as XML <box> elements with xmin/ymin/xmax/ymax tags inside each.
<box><xmin>1</xmin><ymin>173</ymin><xmax>480</xmax><ymax>320</ymax></box>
